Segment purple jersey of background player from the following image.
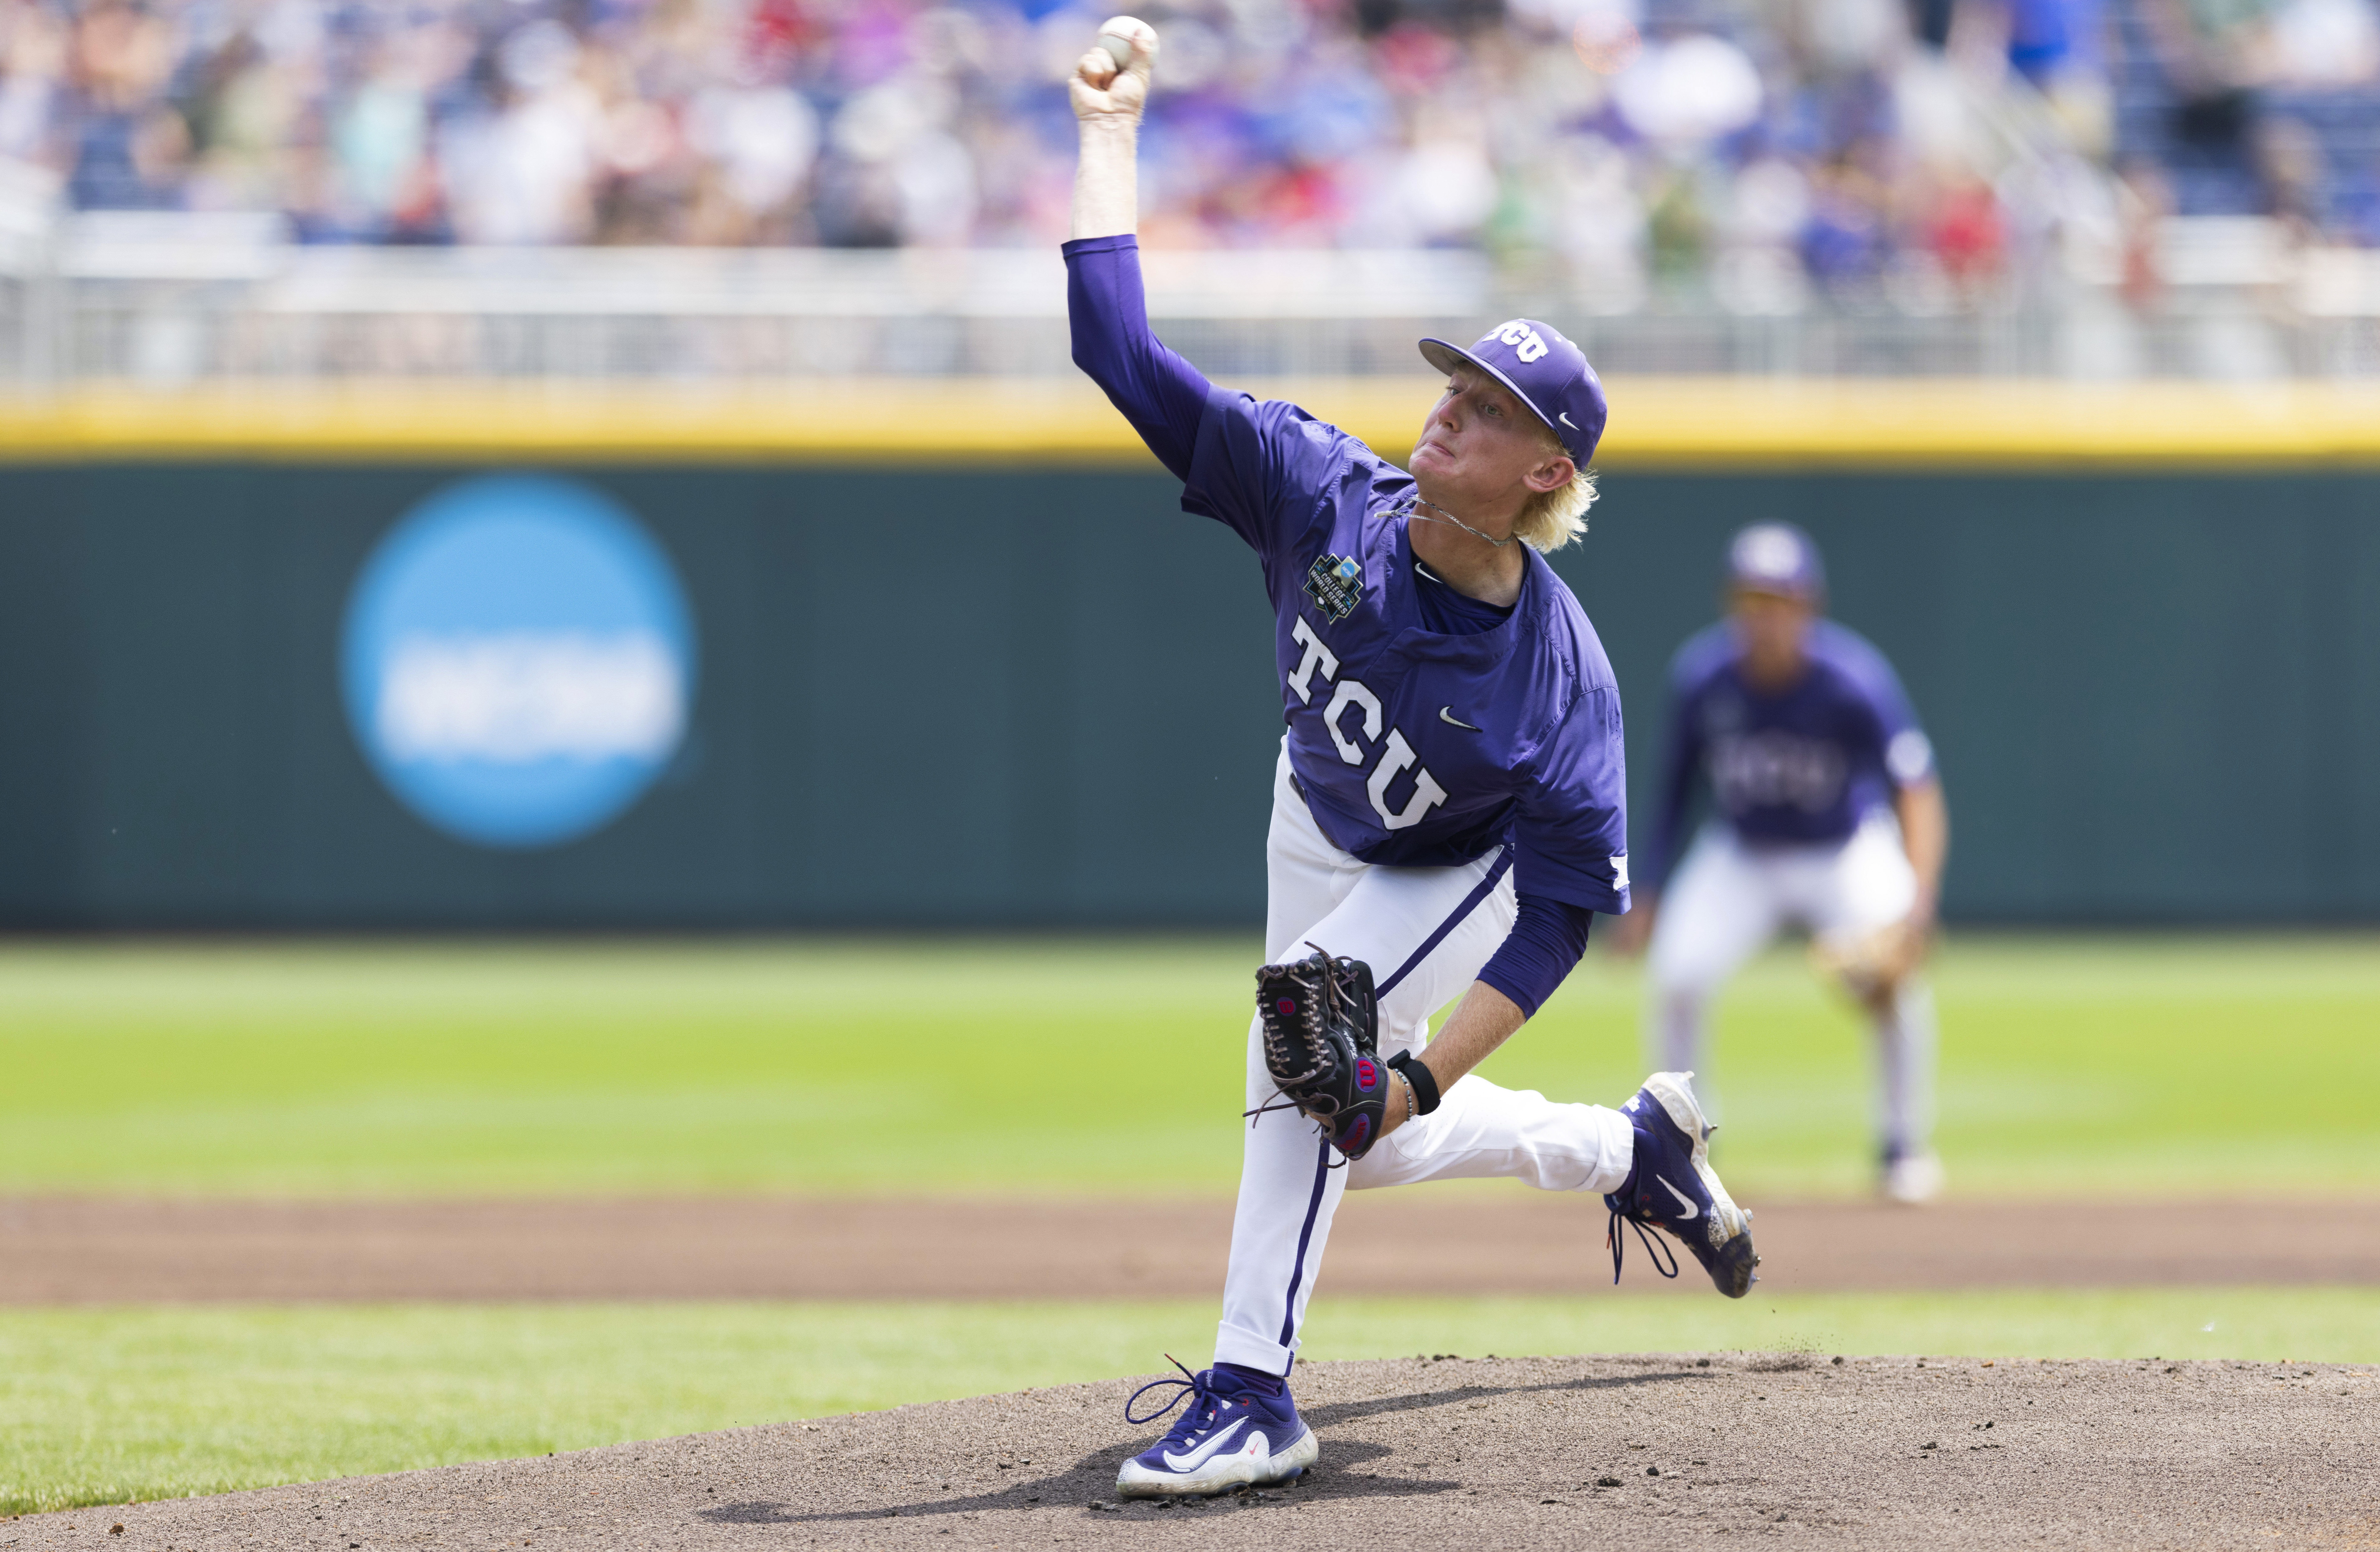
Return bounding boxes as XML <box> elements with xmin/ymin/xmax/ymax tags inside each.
<box><xmin>1646</xmin><ymin>617</ymin><xmax>1936</xmax><ymax>888</ymax></box>
<box><xmin>1066</xmin><ymin>234</ymin><xmax>1629</xmax><ymax>1014</ymax></box>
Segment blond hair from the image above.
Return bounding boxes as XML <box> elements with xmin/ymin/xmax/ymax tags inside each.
<box><xmin>1513</xmin><ymin>428</ymin><xmax>1599</xmax><ymax>553</ymax></box>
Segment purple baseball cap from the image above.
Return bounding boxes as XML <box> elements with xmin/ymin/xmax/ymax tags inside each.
<box><xmin>1726</xmin><ymin>522</ymin><xmax>1826</xmax><ymax>601</ymax></box>
<box><xmin>1417</xmin><ymin>319</ymin><xmax>1607</xmax><ymax>467</ymax></box>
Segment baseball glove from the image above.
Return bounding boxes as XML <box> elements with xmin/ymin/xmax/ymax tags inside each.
<box><xmin>1251</xmin><ymin>950</ymin><xmax>1388</xmax><ymax>1161</ymax></box>
<box><xmin>1808</xmin><ymin>919</ymin><xmax>1924</xmax><ymax>1002</ymax></box>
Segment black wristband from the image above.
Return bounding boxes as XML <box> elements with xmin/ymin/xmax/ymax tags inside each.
<box><xmin>1388</xmin><ymin>1052</ymin><xmax>1442</xmax><ymax>1115</ymax></box>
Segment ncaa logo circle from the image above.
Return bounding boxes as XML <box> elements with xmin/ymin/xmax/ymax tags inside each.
<box><xmin>341</xmin><ymin>474</ymin><xmax>697</xmax><ymax>849</ymax></box>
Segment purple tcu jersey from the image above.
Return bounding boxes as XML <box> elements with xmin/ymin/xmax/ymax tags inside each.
<box><xmin>1648</xmin><ymin>617</ymin><xmax>1935</xmax><ymax>885</ymax></box>
<box><xmin>1183</xmin><ymin>387</ymin><xmax>1631</xmax><ymax>915</ymax></box>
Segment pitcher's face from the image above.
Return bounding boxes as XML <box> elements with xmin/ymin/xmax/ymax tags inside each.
<box><xmin>1409</xmin><ymin>367</ymin><xmax>1566</xmax><ymax>505</ymax></box>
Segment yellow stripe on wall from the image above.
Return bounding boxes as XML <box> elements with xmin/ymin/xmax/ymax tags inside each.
<box><xmin>1600</xmin><ymin>379</ymin><xmax>2380</xmax><ymax>467</ymax></box>
<box><xmin>1</xmin><ymin>378</ymin><xmax>2377</xmax><ymax>466</ymax></box>
<box><xmin>0</xmin><ymin>381</ymin><xmax>1159</xmax><ymax>466</ymax></box>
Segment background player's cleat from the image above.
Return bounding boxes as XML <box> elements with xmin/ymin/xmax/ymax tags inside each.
<box><xmin>1604</xmin><ymin>1071</ymin><xmax>1760</xmax><ymax>1298</ymax></box>
<box><xmin>1115</xmin><ymin>1359</ymin><xmax>1317</xmax><ymax>1498</ymax></box>
<box><xmin>1881</xmin><ymin>1147</ymin><xmax>1945</xmax><ymax>1205</ymax></box>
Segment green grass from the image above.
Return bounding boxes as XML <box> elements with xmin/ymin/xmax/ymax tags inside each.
<box><xmin>5</xmin><ymin>1291</ymin><xmax>2374</xmax><ymax>1515</ymax></box>
<box><xmin>2</xmin><ymin>934</ymin><xmax>2375</xmax><ymax>1199</ymax></box>
<box><xmin>10</xmin><ymin>937</ymin><xmax>2372</xmax><ymax>1518</ymax></box>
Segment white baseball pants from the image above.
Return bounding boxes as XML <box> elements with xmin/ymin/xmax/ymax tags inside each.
<box><xmin>1214</xmin><ymin>744</ymin><xmax>1636</xmax><ymax>1377</ymax></box>
<box><xmin>1645</xmin><ymin>816</ymin><xmax>1936</xmax><ymax>1159</ymax></box>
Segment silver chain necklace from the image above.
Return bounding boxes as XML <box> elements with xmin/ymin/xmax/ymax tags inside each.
<box><xmin>1398</xmin><ymin>492</ymin><xmax>1514</xmax><ymax>549</ymax></box>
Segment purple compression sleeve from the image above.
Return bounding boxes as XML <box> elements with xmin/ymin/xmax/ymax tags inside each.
<box><xmin>1476</xmin><ymin>893</ymin><xmax>1595</xmax><ymax>1019</ymax></box>
<box><xmin>1063</xmin><ymin>234</ymin><xmax>1213</xmax><ymax>481</ymax></box>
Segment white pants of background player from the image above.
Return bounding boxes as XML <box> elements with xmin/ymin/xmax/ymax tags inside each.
<box><xmin>1645</xmin><ymin>814</ymin><xmax>1936</xmax><ymax>1162</ymax></box>
<box><xmin>1215</xmin><ymin>744</ymin><xmax>1636</xmax><ymax>1378</ymax></box>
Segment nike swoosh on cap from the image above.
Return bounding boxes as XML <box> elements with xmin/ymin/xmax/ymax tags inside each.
<box><xmin>1439</xmin><ymin>707</ymin><xmax>1481</xmax><ymax>731</ymax></box>
<box><xmin>1162</xmin><ymin>1416</ymin><xmax>1248</xmax><ymax>1472</ymax></box>
<box><xmin>1560</xmin><ymin>412</ymin><xmax>1579</xmax><ymax>429</ymax></box>
<box><xmin>1658</xmin><ymin>1175</ymin><xmax>1700</xmax><ymax>1221</ymax></box>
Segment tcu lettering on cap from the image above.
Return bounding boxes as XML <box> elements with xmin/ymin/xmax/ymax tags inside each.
<box><xmin>1417</xmin><ymin>319</ymin><xmax>1608</xmax><ymax>466</ymax></box>
<box><xmin>1495</xmin><ymin>320</ymin><xmax>1551</xmax><ymax>363</ymax></box>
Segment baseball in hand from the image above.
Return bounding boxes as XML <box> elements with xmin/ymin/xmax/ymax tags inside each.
<box><xmin>1071</xmin><ymin>15</ymin><xmax>1155</xmax><ymax>120</ymax></box>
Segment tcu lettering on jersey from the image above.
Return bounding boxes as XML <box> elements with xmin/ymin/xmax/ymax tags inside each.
<box><xmin>1708</xmin><ymin>730</ymin><xmax>1847</xmax><ymax>815</ymax></box>
<box><xmin>1288</xmin><ymin>617</ymin><xmax>1448</xmax><ymax>831</ymax></box>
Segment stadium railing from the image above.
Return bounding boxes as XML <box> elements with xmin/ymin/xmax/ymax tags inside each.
<box><xmin>1</xmin><ymin>201</ymin><xmax>2379</xmax><ymax>389</ymax></box>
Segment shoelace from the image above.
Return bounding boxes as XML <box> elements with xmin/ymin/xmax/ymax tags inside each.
<box><xmin>1124</xmin><ymin>1355</ymin><xmax>1224</xmax><ymax>1432</ymax></box>
<box><xmin>1240</xmin><ymin>1086</ymin><xmax>1354</xmax><ymax>1169</ymax></box>
<box><xmin>1242</xmin><ymin>1092</ymin><xmax>1303</xmax><ymax>1125</ymax></box>
<box><xmin>1606</xmin><ymin>1208</ymin><xmax>1680</xmax><ymax>1286</ymax></box>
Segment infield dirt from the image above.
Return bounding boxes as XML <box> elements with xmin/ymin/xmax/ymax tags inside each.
<box><xmin>10</xmin><ymin>1196</ymin><xmax>2380</xmax><ymax>1302</ymax></box>
<box><xmin>10</xmin><ymin>1354</ymin><xmax>2375</xmax><ymax>1550</ymax></box>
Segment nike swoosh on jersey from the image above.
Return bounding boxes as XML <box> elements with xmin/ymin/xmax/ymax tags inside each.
<box><xmin>1658</xmin><ymin>1175</ymin><xmax>1700</xmax><ymax>1221</ymax></box>
<box><xmin>1162</xmin><ymin>1416</ymin><xmax>1248</xmax><ymax>1472</ymax></box>
<box><xmin>1439</xmin><ymin>707</ymin><xmax>1481</xmax><ymax>731</ymax></box>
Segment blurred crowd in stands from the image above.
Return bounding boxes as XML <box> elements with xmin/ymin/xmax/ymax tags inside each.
<box><xmin>0</xmin><ymin>0</ymin><xmax>2373</xmax><ymax>300</ymax></box>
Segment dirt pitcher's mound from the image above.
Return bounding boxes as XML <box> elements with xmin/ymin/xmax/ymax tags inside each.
<box><xmin>15</xmin><ymin>1355</ymin><xmax>2378</xmax><ymax>1550</ymax></box>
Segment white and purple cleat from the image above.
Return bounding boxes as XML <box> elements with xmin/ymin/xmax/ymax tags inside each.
<box><xmin>1605</xmin><ymin>1070</ymin><xmax>1761</xmax><ymax>1299</ymax></box>
<box><xmin>1114</xmin><ymin>1359</ymin><xmax>1318</xmax><ymax>1498</ymax></box>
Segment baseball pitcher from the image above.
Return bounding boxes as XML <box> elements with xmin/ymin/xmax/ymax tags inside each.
<box><xmin>1068</xmin><ymin>18</ymin><xmax>1758</xmax><ymax>1500</ymax></box>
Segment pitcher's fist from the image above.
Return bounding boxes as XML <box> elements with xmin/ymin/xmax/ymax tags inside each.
<box><xmin>1071</xmin><ymin>16</ymin><xmax>1157</xmax><ymax>122</ymax></box>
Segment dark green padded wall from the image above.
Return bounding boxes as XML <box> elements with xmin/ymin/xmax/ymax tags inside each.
<box><xmin>0</xmin><ymin>461</ymin><xmax>2368</xmax><ymax>926</ymax></box>
<box><xmin>1571</xmin><ymin>471</ymin><xmax>2380</xmax><ymax>921</ymax></box>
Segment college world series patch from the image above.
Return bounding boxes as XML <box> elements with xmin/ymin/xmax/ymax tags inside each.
<box><xmin>1303</xmin><ymin>553</ymin><xmax>1364</xmax><ymax>622</ymax></box>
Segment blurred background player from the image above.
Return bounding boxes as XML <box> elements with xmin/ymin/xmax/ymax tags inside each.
<box><xmin>1613</xmin><ymin>523</ymin><xmax>1951</xmax><ymax>1204</ymax></box>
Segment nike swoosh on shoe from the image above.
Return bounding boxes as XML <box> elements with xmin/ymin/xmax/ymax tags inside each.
<box><xmin>1162</xmin><ymin>1417</ymin><xmax>1247</xmax><ymax>1471</ymax></box>
<box><xmin>1658</xmin><ymin>1175</ymin><xmax>1700</xmax><ymax>1220</ymax></box>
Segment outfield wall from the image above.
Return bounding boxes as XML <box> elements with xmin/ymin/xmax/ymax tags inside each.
<box><xmin>0</xmin><ymin>381</ymin><xmax>2374</xmax><ymax>928</ymax></box>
